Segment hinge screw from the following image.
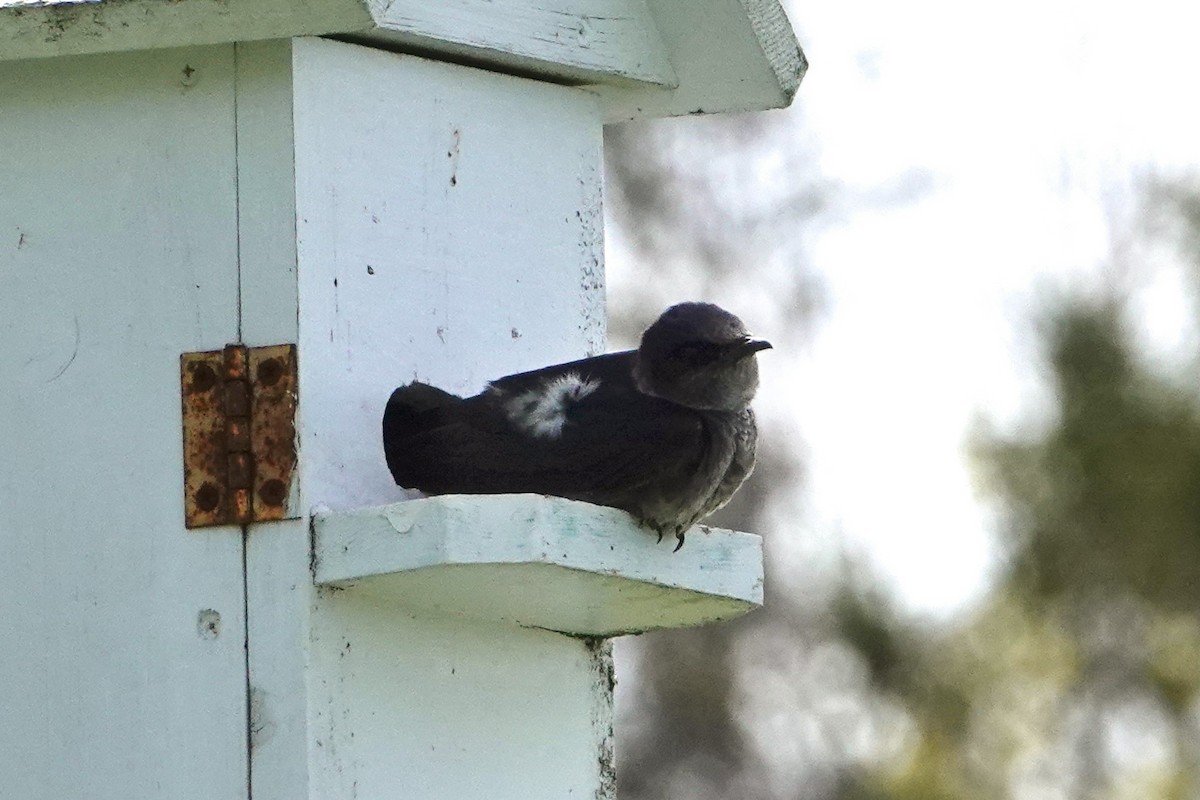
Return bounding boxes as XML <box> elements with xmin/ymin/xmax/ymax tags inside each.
<box><xmin>190</xmin><ymin>363</ymin><xmax>217</xmax><ymax>393</ymax></box>
<box><xmin>256</xmin><ymin>358</ymin><xmax>284</xmax><ymax>387</ymax></box>
<box><xmin>259</xmin><ymin>479</ymin><xmax>287</xmax><ymax>507</ymax></box>
<box><xmin>195</xmin><ymin>482</ymin><xmax>221</xmax><ymax>513</ymax></box>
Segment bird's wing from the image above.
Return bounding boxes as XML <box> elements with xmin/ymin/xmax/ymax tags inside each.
<box><xmin>384</xmin><ymin>356</ymin><xmax>705</xmax><ymax>500</ymax></box>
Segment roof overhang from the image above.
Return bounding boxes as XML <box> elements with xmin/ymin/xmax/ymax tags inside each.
<box><xmin>0</xmin><ymin>0</ymin><xmax>805</xmax><ymax>120</ymax></box>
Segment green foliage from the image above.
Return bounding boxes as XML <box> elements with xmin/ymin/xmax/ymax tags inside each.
<box><xmin>608</xmin><ymin>107</ymin><xmax>1200</xmax><ymax>799</ymax></box>
<box><xmin>943</xmin><ymin>185</ymin><xmax>1200</xmax><ymax>798</ymax></box>
<box><xmin>851</xmin><ymin>182</ymin><xmax>1200</xmax><ymax>798</ymax></box>
<box><xmin>980</xmin><ymin>298</ymin><xmax>1200</xmax><ymax>611</ymax></box>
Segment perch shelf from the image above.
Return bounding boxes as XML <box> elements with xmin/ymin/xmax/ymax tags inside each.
<box><xmin>312</xmin><ymin>494</ymin><xmax>764</xmax><ymax>637</ymax></box>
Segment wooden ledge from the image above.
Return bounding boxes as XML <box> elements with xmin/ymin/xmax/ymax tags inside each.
<box><xmin>311</xmin><ymin>494</ymin><xmax>764</xmax><ymax>637</ymax></box>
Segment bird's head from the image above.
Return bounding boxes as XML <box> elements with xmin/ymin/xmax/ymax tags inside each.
<box><xmin>632</xmin><ymin>302</ymin><xmax>772</xmax><ymax>411</ymax></box>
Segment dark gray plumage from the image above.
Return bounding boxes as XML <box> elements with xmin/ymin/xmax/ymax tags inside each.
<box><xmin>382</xmin><ymin>302</ymin><xmax>771</xmax><ymax>549</ymax></box>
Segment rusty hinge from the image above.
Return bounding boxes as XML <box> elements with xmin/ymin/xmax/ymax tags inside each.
<box><xmin>181</xmin><ymin>344</ymin><xmax>298</xmax><ymax>529</ymax></box>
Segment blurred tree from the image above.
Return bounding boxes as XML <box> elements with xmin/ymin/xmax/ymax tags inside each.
<box><xmin>859</xmin><ymin>180</ymin><xmax>1200</xmax><ymax>800</ymax></box>
<box><xmin>604</xmin><ymin>114</ymin><xmax>829</xmax><ymax>343</ymax></box>
<box><xmin>605</xmin><ymin>106</ymin><xmax>942</xmax><ymax>798</ymax></box>
<box><xmin>983</xmin><ymin>296</ymin><xmax>1200</xmax><ymax>611</ymax></box>
<box><xmin>605</xmin><ymin>109</ymin><xmax>847</xmax><ymax>799</ymax></box>
<box><xmin>608</xmin><ymin>93</ymin><xmax>1200</xmax><ymax>800</ymax></box>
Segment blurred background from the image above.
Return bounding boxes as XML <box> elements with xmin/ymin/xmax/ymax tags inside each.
<box><xmin>604</xmin><ymin>2</ymin><xmax>1200</xmax><ymax>798</ymax></box>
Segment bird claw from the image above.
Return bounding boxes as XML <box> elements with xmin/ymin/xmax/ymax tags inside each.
<box><xmin>649</xmin><ymin>524</ymin><xmax>683</xmax><ymax>551</ymax></box>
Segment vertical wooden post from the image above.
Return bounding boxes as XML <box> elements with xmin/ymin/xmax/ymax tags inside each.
<box><xmin>0</xmin><ymin>45</ymin><xmax>249</xmax><ymax>799</ymax></box>
<box><xmin>241</xmin><ymin>38</ymin><xmax>611</xmax><ymax>799</ymax></box>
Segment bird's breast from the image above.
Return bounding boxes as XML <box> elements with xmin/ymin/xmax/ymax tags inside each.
<box><xmin>634</xmin><ymin>409</ymin><xmax>749</xmax><ymax>533</ymax></box>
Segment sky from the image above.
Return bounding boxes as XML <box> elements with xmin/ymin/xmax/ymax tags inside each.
<box><xmin>609</xmin><ymin>0</ymin><xmax>1200</xmax><ymax>618</ymax></box>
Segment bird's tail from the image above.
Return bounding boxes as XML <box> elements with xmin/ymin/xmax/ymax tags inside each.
<box><xmin>382</xmin><ymin>382</ymin><xmax>464</xmax><ymax>487</ymax></box>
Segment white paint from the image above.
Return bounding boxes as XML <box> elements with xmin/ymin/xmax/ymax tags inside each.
<box><xmin>0</xmin><ymin>0</ymin><xmax>371</xmax><ymax>62</ymax></box>
<box><xmin>0</xmin><ymin>31</ymin><xmax>775</xmax><ymax>800</ymax></box>
<box><xmin>289</xmin><ymin>41</ymin><xmax>612</xmax><ymax>796</ymax></box>
<box><xmin>0</xmin><ymin>0</ymin><xmax>803</xmax><ymax>121</ymax></box>
<box><xmin>0</xmin><ymin>46</ymin><xmax>247</xmax><ymax>800</ymax></box>
<box><xmin>229</xmin><ymin>39</ymin><xmax>314</xmax><ymax>800</ymax></box>
<box><xmin>292</xmin><ymin>37</ymin><xmax>606</xmax><ymax>512</ymax></box>
<box><xmin>238</xmin><ymin>38</ymin><xmax>616</xmax><ymax>800</ymax></box>
<box><xmin>313</xmin><ymin>495</ymin><xmax>764</xmax><ymax>635</ymax></box>
<box><xmin>307</xmin><ymin>594</ymin><xmax>611</xmax><ymax>800</ymax></box>
<box><xmin>594</xmin><ymin>0</ymin><xmax>806</xmax><ymax>120</ymax></box>
<box><xmin>368</xmin><ymin>0</ymin><xmax>678</xmax><ymax>87</ymax></box>
<box><xmin>235</xmin><ymin>39</ymin><xmax>299</xmax><ymax>351</ymax></box>
<box><xmin>502</xmin><ymin>372</ymin><xmax>600</xmax><ymax>438</ymax></box>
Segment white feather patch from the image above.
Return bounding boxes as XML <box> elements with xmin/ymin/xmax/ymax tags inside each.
<box><xmin>505</xmin><ymin>372</ymin><xmax>600</xmax><ymax>438</ymax></box>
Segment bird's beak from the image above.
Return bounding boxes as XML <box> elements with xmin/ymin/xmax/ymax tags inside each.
<box><xmin>724</xmin><ymin>336</ymin><xmax>773</xmax><ymax>362</ymax></box>
<box><xmin>740</xmin><ymin>337</ymin><xmax>773</xmax><ymax>354</ymax></box>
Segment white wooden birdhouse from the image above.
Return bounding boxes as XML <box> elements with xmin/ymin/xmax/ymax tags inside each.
<box><xmin>0</xmin><ymin>2</ymin><xmax>804</xmax><ymax>798</ymax></box>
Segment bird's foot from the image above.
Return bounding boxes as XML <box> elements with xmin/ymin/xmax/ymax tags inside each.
<box><xmin>656</xmin><ymin>529</ymin><xmax>664</xmax><ymax>544</ymax></box>
<box><xmin>673</xmin><ymin>530</ymin><xmax>685</xmax><ymax>552</ymax></box>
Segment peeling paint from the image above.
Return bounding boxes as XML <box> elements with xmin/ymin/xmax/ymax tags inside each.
<box><xmin>197</xmin><ymin>608</ymin><xmax>221</xmax><ymax>640</ymax></box>
<box><xmin>575</xmin><ymin>161</ymin><xmax>606</xmax><ymax>355</ymax></box>
<box><xmin>249</xmin><ymin>685</ymin><xmax>272</xmax><ymax>752</ymax></box>
<box><xmin>585</xmin><ymin>637</ymin><xmax>617</xmax><ymax>800</ymax></box>
<box><xmin>447</xmin><ymin>126</ymin><xmax>461</xmax><ymax>188</ymax></box>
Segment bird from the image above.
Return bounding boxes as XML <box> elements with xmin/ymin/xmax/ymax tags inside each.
<box><xmin>382</xmin><ymin>302</ymin><xmax>771</xmax><ymax>550</ymax></box>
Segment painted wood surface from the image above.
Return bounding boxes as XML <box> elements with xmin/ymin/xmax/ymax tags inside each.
<box><xmin>0</xmin><ymin>0</ymin><xmax>804</xmax><ymax>120</ymax></box>
<box><xmin>595</xmin><ymin>0</ymin><xmax>807</xmax><ymax>120</ymax></box>
<box><xmin>230</xmin><ymin>39</ymin><xmax>313</xmax><ymax>800</ymax></box>
<box><xmin>291</xmin><ymin>37</ymin><xmax>606</xmax><ymax>514</ymax></box>
<box><xmin>0</xmin><ymin>0</ymin><xmax>371</xmax><ymax>62</ymax></box>
<box><xmin>308</xmin><ymin>596</ymin><xmax>614</xmax><ymax>799</ymax></box>
<box><xmin>365</xmin><ymin>0</ymin><xmax>677</xmax><ymax>87</ymax></box>
<box><xmin>0</xmin><ymin>29</ymin><xmax>777</xmax><ymax>800</ymax></box>
<box><xmin>0</xmin><ymin>46</ymin><xmax>248</xmax><ymax>800</ymax></box>
<box><xmin>313</xmin><ymin>495</ymin><xmax>764</xmax><ymax>635</ymax></box>
<box><xmin>0</xmin><ymin>28</ymin><xmax>772</xmax><ymax>796</ymax></box>
<box><xmin>291</xmin><ymin>38</ymin><xmax>610</xmax><ymax>799</ymax></box>
<box><xmin>242</xmin><ymin>38</ymin><xmax>614</xmax><ymax>799</ymax></box>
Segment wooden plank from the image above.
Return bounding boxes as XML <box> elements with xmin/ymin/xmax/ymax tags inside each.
<box><xmin>231</xmin><ymin>39</ymin><xmax>316</xmax><ymax>800</ymax></box>
<box><xmin>0</xmin><ymin>0</ymin><xmax>674</xmax><ymax>89</ymax></box>
<box><xmin>0</xmin><ymin>0</ymin><xmax>371</xmax><ymax>63</ymax></box>
<box><xmin>291</xmin><ymin>37</ymin><xmax>606</xmax><ymax>513</ymax></box>
<box><xmin>312</xmin><ymin>495</ymin><xmax>765</xmax><ymax>635</ymax></box>
<box><xmin>229</xmin><ymin>45</ymin><xmax>308</xmax><ymax>786</ymax></box>
<box><xmin>0</xmin><ymin>0</ymin><xmax>803</xmax><ymax>121</ymax></box>
<box><xmin>307</xmin><ymin>597</ymin><xmax>611</xmax><ymax>799</ymax></box>
<box><xmin>595</xmin><ymin>0</ymin><xmax>807</xmax><ymax>120</ymax></box>
<box><xmin>235</xmin><ymin>38</ymin><xmax>300</xmax><ymax>352</ymax></box>
<box><xmin>238</xmin><ymin>38</ymin><xmax>613</xmax><ymax>799</ymax></box>
<box><xmin>0</xmin><ymin>45</ymin><xmax>247</xmax><ymax>800</ymax></box>
<box><xmin>286</xmin><ymin>37</ymin><xmax>612</xmax><ymax>798</ymax></box>
<box><xmin>365</xmin><ymin>0</ymin><xmax>677</xmax><ymax>88</ymax></box>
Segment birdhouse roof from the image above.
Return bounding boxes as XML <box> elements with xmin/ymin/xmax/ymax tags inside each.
<box><xmin>0</xmin><ymin>0</ymin><xmax>805</xmax><ymax>120</ymax></box>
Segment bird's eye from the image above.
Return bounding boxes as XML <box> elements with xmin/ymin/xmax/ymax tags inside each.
<box><xmin>674</xmin><ymin>341</ymin><xmax>719</xmax><ymax>364</ymax></box>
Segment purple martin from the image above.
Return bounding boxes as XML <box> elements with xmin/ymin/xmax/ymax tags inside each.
<box><xmin>382</xmin><ymin>302</ymin><xmax>771</xmax><ymax>550</ymax></box>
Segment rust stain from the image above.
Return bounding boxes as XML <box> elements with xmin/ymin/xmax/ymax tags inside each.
<box><xmin>181</xmin><ymin>344</ymin><xmax>297</xmax><ymax>528</ymax></box>
<box><xmin>224</xmin><ymin>343</ymin><xmax>248</xmax><ymax>382</ymax></box>
<box><xmin>224</xmin><ymin>345</ymin><xmax>254</xmax><ymax>525</ymax></box>
<box><xmin>249</xmin><ymin>344</ymin><xmax>298</xmax><ymax>522</ymax></box>
<box><xmin>181</xmin><ymin>350</ymin><xmax>227</xmax><ymax>528</ymax></box>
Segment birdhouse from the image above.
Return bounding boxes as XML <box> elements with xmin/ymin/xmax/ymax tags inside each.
<box><xmin>0</xmin><ymin>3</ymin><xmax>804</xmax><ymax>798</ymax></box>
